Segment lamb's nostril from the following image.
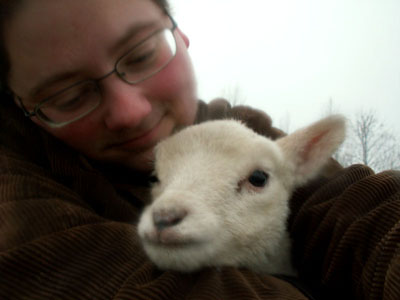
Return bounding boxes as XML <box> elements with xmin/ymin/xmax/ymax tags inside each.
<box><xmin>153</xmin><ymin>209</ymin><xmax>187</xmax><ymax>232</ymax></box>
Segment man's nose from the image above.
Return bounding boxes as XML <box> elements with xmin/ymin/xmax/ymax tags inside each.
<box><xmin>100</xmin><ymin>75</ymin><xmax>152</xmax><ymax>131</ymax></box>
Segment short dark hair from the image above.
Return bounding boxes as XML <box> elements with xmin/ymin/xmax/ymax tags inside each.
<box><xmin>0</xmin><ymin>0</ymin><xmax>171</xmax><ymax>95</ymax></box>
<box><xmin>0</xmin><ymin>1</ymin><xmax>23</xmax><ymax>94</ymax></box>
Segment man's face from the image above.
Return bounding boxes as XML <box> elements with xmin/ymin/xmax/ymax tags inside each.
<box><xmin>6</xmin><ymin>0</ymin><xmax>198</xmax><ymax>172</ymax></box>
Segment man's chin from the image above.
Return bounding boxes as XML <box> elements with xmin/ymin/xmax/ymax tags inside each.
<box><xmin>107</xmin><ymin>149</ymin><xmax>156</xmax><ymax>173</ymax></box>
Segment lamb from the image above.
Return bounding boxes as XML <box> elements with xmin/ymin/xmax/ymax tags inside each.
<box><xmin>137</xmin><ymin>115</ymin><xmax>346</xmax><ymax>275</ymax></box>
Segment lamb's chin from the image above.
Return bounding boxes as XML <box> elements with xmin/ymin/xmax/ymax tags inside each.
<box><xmin>142</xmin><ymin>239</ymin><xmax>217</xmax><ymax>272</ymax></box>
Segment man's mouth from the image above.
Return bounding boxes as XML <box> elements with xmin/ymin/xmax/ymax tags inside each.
<box><xmin>108</xmin><ymin>117</ymin><xmax>165</xmax><ymax>150</ymax></box>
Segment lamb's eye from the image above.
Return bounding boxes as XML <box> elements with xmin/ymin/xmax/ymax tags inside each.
<box><xmin>248</xmin><ymin>170</ymin><xmax>269</xmax><ymax>187</ymax></box>
<box><xmin>149</xmin><ymin>175</ymin><xmax>159</xmax><ymax>184</ymax></box>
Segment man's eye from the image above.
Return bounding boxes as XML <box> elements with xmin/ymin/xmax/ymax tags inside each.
<box><xmin>123</xmin><ymin>50</ymin><xmax>156</xmax><ymax>68</ymax></box>
<box><xmin>54</xmin><ymin>96</ymin><xmax>84</xmax><ymax>111</ymax></box>
<box><xmin>50</xmin><ymin>86</ymin><xmax>94</xmax><ymax>111</ymax></box>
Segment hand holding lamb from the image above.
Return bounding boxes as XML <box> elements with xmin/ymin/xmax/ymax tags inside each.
<box><xmin>138</xmin><ymin>116</ymin><xmax>346</xmax><ymax>275</ymax></box>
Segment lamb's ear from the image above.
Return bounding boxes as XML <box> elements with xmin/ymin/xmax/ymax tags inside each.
<box><xmin>276</xmin><ymin>115</ymin><xmax>346</xmax><ymax>186</ymax></box>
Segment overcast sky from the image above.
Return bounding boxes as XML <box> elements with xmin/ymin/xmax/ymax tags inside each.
<box><xmin>170</xmin><ymin>0</ymin><xmax>400</xmax><ymax>134</ymax></box>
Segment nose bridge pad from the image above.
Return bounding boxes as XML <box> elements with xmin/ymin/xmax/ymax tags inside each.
<box><xmin>115</xmin><ymin>69</ymin><xmax>128</xmax><ymax>83</ymax></box>
<box><xmin>98</xmin><ymin>67</ymin><xmax>118</xmax><ymax>85</ymax></box>
<box><xmin>97</xmin><ymin>66</ymin><xmax>131</xmax><ymax>94</ymax></box>
<box><xmin>153</xmin><ymin>208</ymin><xmax>188</xmax><ymax>232</ymax></box>
<box><xmin>113</xmin><ymin>59</ymin><xmax>136</xmax><ymax>85</ymax></box>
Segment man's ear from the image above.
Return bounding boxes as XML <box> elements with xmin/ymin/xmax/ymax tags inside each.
<box><xmin>176</xmin><ymin>28</ymin><xmax>190</xmax><ymax>48</ymax></box>
<box><xmin>276</xmin><ymin>115</ymin><xmax>346</xmax><ymax>186</ymax></box>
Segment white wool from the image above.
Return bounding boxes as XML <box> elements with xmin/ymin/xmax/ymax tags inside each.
<box><xmin>137</xmin><ymin>115</ymin><xmax>346</xmax><ymax>275</ymax></box>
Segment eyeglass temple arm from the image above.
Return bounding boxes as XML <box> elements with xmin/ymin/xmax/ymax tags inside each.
<box><xmin>166</xmin><ymin>12</ymin><xmax>178</xmax><ymax>30</ymax></box>
<box><xmin>16</xmin><ymin>95</ymin><xmax>36</xmax><ymax>117</ymax></box>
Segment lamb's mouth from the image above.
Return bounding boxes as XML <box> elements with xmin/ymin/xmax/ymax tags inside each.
<box><xmin>143</xmin><ymin>232</ymin><xmax>202</xmax><ymax>248</ymax></box>
<box><xmin>148</xmin><ymin>240</ymin><xmax>198</xmax><ymax>249</ymax></box>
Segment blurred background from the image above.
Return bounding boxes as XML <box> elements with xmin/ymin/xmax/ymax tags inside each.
<box><xmin>169</xmin><ymin>0</ymin><xmax>400</xmax><ymax>170</ymax></box>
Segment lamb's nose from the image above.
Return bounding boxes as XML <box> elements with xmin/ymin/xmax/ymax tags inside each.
<box><xmin>153</xmin><ymin>208</ymin><xmax>187</xmax><ymax>231</ymax></box>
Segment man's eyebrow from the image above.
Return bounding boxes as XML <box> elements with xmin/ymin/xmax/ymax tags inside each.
<box><xmin>29</xmin><ymin>21</ymin><xmax>160</xmax><ymax>98</ymax></box>
<box><xmin>30</xmin><ymin>70</ymin><xmax>80</xmax><ymax>98</ymax></box>
<box><xmin>110</xmin><ymin>21</ymin><xmax>160</xmax><ymax>54</ymax></box>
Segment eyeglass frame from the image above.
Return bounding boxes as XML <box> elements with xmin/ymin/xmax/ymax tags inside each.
<box><xmin>14</xmin><ymin>14</ymin><xmax>178</xmax><ymax>128</ymax></box>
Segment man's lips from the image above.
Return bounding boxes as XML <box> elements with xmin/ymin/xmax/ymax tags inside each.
<box><xmin>108</xmin><ymin>119</ymin><xmax>164</xmax><ymax>150</ymax></box>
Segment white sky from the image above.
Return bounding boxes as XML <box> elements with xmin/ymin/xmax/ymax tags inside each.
<box><xmin>170</xmin><ymin>0</ymin><xmax>400</xmax><ymax>134</ymax></box>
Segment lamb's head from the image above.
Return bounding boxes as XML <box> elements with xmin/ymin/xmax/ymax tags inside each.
<box><xmin>138</xmin><ymin>115</ymin><xmax>346</xmax><ymax>274</ymax></box>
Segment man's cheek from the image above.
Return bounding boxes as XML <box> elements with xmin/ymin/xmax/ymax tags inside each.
<box><xmin>50</xmin><ymin>123</ymin><xmax>99</xmax><ymax>150</ymax></box>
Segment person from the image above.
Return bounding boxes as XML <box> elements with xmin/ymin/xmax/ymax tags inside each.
<box><xmin>0</xmin><ymin>0</ymin><xmax>398</xmax><ymax>299</ymax></box>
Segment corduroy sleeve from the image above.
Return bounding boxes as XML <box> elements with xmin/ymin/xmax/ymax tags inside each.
<box><xmin>290</xmin><ymin>165</ymin><xmax>400</xmax><ymax>300</ymax></box>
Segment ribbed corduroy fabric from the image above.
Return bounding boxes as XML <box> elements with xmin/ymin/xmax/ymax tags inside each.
<box><xmin>1</xmin><ymin>96</ymin><xmax>399</xmax><ymax>299</ymax></box>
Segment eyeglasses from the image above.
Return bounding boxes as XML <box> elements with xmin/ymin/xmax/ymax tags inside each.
<box><xmin>16</xmin><ymin>17</ymin><xmax>177</xmax><ymax>128</ymax></box>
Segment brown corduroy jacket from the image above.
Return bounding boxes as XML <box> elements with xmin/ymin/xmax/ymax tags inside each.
<box><xmin>0</xmin><ymin>95</ymin><xmax>399</xmax><ymax>300</ymax></box>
